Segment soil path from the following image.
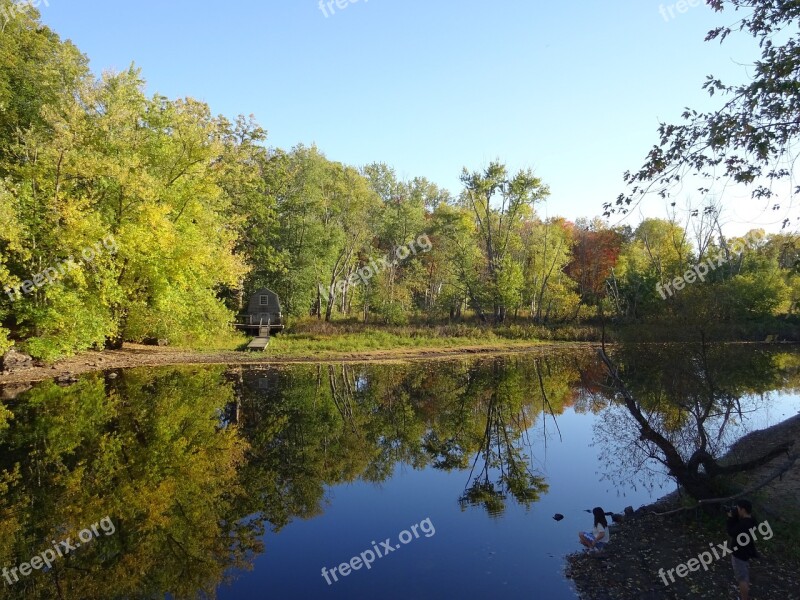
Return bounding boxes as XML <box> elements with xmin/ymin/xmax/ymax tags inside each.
<box><xmin>0</xmin><ymin>341</ymin><xmax>594</xmax><ymax>386</ymax></box>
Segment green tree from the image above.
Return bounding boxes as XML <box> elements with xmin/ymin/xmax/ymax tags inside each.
<box><xmin>613</xmin><ymin>0</ymin><xmax>800</xmax><ymax>224</ymax></box>
<box><xmin>460</xmin><ymin>162</ymin><xmax>550</xmax><ymax>322</ymax></box>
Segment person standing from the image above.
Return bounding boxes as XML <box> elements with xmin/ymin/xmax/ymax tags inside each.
<box><xmin>727</xmin><ymin>499</ymin><xmax>758</xmax><ymax>600</ymax></box>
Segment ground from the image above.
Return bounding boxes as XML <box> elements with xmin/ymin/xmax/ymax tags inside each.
<box><xmin>565</xmin><ymin>415</ymin><xmax>800</xmax><ymax>600</ymax></box>
<box><xmin>0</xmin><ymin>341</ymin><xmax>593</xmax><ymax>386</ymax></box>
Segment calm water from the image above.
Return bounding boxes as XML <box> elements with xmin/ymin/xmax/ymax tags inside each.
<box><xmin>0</xmin><ymin>345</ymin><xmax>798</xmax><ymax>599</ymax></box>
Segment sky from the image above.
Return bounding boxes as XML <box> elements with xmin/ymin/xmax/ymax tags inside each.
<box><xmin>34</xmin><ymin>0</ymin><xmax>792</xmax><ymax>236</ymax></box>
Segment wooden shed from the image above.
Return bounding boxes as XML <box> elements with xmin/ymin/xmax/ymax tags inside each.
<box><xmin>236</xmin><ymin>288</ymin><xmax>284</xmax><ymax>331</ymax></box>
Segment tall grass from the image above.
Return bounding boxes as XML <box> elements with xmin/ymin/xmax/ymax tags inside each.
<box><xmin>253</xmin><ymin>319</ymin><xmax>603</xmax><ymax>357</ymax></box>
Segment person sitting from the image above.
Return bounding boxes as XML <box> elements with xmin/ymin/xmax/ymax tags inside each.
<box><xmin>578</xmin><ymin>507</ymin><xmax>610</xmax><ymax>552</ymax></box>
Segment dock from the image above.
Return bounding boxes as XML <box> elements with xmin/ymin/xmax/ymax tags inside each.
<box><xmin>247</xmin><ymin>325</ymin><xmax>271</xmax><ymax>351</ymax></box>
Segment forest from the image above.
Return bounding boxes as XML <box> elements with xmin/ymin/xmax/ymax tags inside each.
<box><xmin>2</xmin><ymin>1</ymin><xmax>799</xmax><ymax>361</ymax></box>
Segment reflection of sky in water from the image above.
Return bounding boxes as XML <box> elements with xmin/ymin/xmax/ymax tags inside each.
<box><xmin>722</xmin><ymin>391</ymin><xmax>800</xmax><ymax>439</ymax></box>
<box><xmin>219</xmin><ymin>406</ymin><xmax>675</xmax><ymax>600</ymax></box>
<box><xmin>218</xmin><ymin>386</ymin><xmax>800</xmax><ymax>600</ymax></box>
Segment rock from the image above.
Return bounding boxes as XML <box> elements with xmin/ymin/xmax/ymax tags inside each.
<box><xmin>1</xmin><ymin>383</ymin><xmax>33</xmax><ymax>400</ymax></box>
<box><xmin>143</xmin><ymin>337</ymin><xmax>169</xmax><ymax>347</ymax></box>
<box><xmin>553</xmin><ymin>513</ymin><xmax>564</xmax><ymax>521</ymax></box>
<box><xmin>624</xmin><ymin>505</ymin><xmax>635</xmax><ymax>517</ymax></box>
<box><xmin>107</xmin><ymin>372</ymin><xmax>119</xmax><ymax>379</ymax></box>
<box><xmin>611</xmin><ymin>513</ymin><xmax>625</xmax><ymax>523</ymax></box>
<box><xmin>55</xmin><ymin>374</ymin><xmax>78</xmax><ymax>385</ymax></box>
<box><xmin>0</xmin><ymin>349</ymin><xmax>34</xmax><ymax>373</ymax></box>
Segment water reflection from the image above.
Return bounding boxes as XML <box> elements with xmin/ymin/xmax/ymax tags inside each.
<box><xmin>0</xmin><ymin>346</ymin><xmax>797</xmax><ymax>598</ymax></box>
<box><xmin>230</xmin><ymin>355</ymin><xmax>585</xmax><ymax>525</ymax></box>
<box><xmin>0</xmin><ymin>367</ymin><xmax>260</xmax><ymax>600</ymax></box>
<box><xmin>592</xmin><ymin>342</ymin><xmax>800</xmax><ymax>501</ymax></box>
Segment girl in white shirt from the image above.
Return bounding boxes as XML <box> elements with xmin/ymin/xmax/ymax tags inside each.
<box><xmin>578</xmin><ymin>507</ymin><xmax>610</xmax><ymax>551</ymax></box>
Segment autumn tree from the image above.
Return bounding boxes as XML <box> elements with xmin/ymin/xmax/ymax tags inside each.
<box><xmin>565</xmin><ymin>219</ymin><xmax>627</xmax><ymax>312</ymax></box>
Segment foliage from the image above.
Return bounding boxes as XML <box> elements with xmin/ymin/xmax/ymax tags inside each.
<box><xmin>611</xmin><ymin>0</ymin><xmax>800</xmax><ymax>225</ymax></box>
<box><xmin>1</xmin><ymin>6</ymin><xmax>800</xmax><ymax>360</ymax></box>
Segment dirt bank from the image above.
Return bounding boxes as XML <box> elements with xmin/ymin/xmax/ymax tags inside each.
<box><xmin>565</xmin><ymin>414</ymin><xmax>800</xmax><ymax>600</ymax></box>
<box><xmin>0</xmin><ymin>341</ymin><xmax>595</xmax><ymax>386</ymax></box>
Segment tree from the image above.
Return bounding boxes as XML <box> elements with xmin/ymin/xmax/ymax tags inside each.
<box><xmin>362</xmin><ymin>163</ymin><xmax>427</xmax><ymax>323</ymax></box>
<box><xmin>519</xmin><ymin>217</ymin><xmax>578</xmax><ymax>322</ymax></box>
<box><xmin>460</xmin><ymin>162</ymin><xmax>549</xmax><ymax>322</ymax></box>
<box><xmin>565</xmin><ymin>219</ymin><xmax>627</xmax><ymax>311</ymax></box>
<box><xmin>0</xmin><ymin>0</ymin><xmax>89</xmax><ymax>173</ymax></box>
<box><xmin>611</xmin><ymin>0</ymin><xmax>800</xmax><ymax>227</ymax></box>
<box><xmin>608</xmin><ymin>219</ymin><xmax>692</xmax><ymax>320</ymax></box>
<box><xmin>424</xmin><ymin>204</ymin><xmax>480</xmax><ymax>319</ymax></box>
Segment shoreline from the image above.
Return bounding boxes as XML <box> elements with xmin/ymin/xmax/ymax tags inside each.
<box><xmin>565</xmin><ymin>414</ymin><xmax>800</xmax><ymax>600</ymax></box>
<box><xmin>0</xmin><ymin>341</ymin><xmax>596</xmax><ymax>386</ymax></box>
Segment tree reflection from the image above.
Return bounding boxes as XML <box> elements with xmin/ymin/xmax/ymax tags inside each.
<box><xmin>8</xmin><ymin>345</ymin><xmax>790</xmax><ymax>597</ymax></box>
<box><xmin>232</xmin><ymin>356</ymin><xmax>588</xmax><ymax>520</ymax></box>
<box><xmin>594</xmin><ymin>342</ymin><xmax>796</xmax><ymax>501</ymax></box>
<box><xmin>457</xmin><ymin>362</ymin><xmax>549</xmax><ymax>516</ymax></box>
<box><xmin>0</xmin><ymin>367</ymin><xmax>261</xmax><ymax>600</ymax></box>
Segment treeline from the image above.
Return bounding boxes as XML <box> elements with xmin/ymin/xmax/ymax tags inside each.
<box><xmin>1</xmin><ymin>4</ymin><xmax>799</xmax><ymax>359</ymax></box>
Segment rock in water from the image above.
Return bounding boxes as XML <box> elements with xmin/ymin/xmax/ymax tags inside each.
<box><xmin>553</xmin><ymin>513</ymin><xmax>564</xmax><ymax>521</ymax></box>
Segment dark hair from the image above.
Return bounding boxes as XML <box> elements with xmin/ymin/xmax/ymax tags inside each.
<box><xmin>736</xmin><ymin>499</ymin><xmax>753</xmax><ymax>515</ymax></box>
<box><xmin>592</xmin><ymin>507</ymin><xmax>608</xmax><ymax>528</ymax></box>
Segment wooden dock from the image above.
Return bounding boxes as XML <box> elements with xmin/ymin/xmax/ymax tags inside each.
<box><xmin>246</xmin><ymin>325</ymin><xmax>271</xmax><ymax>351</ymax></box>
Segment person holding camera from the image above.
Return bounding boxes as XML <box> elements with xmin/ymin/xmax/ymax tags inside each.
<box><xmin>727</xmin><ymin>499</ymin><xmax>758</xmax><ymax>600</ymax></box>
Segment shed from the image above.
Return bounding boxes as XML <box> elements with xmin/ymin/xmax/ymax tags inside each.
<box><xmin>238</xmin><ymin>288</ymin><xmax>284</xmax><ymax>331</ymax></box>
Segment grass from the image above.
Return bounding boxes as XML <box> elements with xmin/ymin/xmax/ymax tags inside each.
<box><xmin>246</xmin><ymin>319</ymin><xmax>604</xmax><ymax>357</ymax></box>
<box><xmin>262</xmin><ymin>329</ymin><xmax>546</xmax><ymax>358</ymax></box>
<box><xmin>149</xmin><ymin>314</ymin><xmax>800</xmax><ymax>359</ymax></box>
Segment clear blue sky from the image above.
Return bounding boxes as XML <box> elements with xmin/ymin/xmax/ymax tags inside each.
<box><xmin>37</xmin><ymin>0</ymin><xmax>783</xmax><ymax>235</ymax></box>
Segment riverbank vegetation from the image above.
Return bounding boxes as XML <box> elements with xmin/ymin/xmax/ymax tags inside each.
<box><xmin>2</xmin><ymin>0</ymin><xmax>800</xmax><ymax>361</ymax></box>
